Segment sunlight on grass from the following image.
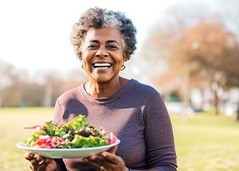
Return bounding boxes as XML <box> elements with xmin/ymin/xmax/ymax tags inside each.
<box><xmin>171</xmin><ymin>114</ymin><xmax>239</xmax><ymax>171</ymax></box>
<box><xmin>0</xmin><ymin>107</ymin><xmax>238</xmax><ymax>171</ymax></box>
<box><xmin>0</xmin><ymin>107</ymin><xmax>53</xmax><ymax>171</ymax></box>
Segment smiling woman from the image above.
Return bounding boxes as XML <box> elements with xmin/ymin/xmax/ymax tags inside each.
<box><xmin>24</xmin><ymin>7</ymin><xmax>177</xmax><ymax>171</ymax></box>
<box><xmin>71</xmin><ymin>7</ymin><xmax>137</xmax><ymax>62</ymax></box>
<box><xmin>80</xmin><ymin>27</ymin><xmax>127</xmax><ymax>96</ymax></box>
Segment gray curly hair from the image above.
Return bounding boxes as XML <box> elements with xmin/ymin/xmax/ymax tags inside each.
<box><xmin>70</xmin><ymin>7</ymin><xmax>137</xmax><ymax>61</ymax></box>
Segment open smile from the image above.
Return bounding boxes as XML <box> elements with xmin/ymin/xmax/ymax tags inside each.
<box><xmin>92</xmin><ymin>62</ymin><xmax>113</xmax><ymax>68</ymax></box>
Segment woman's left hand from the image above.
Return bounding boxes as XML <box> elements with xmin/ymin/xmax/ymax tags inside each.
<box><xmin>82</xmin><ymin>146</ymin><xmax>128</xmax><ymax>171</ymax></box>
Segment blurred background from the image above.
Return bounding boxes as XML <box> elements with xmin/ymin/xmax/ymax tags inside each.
<box><xmin>1</xmin><ymin>0</ymin><xmax>239</xmax><ymax>170</ymax></box>
<box><xmin>0</xmin><ymin>0</ymin><xmax>238</xmax><ymax>117</ymax></box>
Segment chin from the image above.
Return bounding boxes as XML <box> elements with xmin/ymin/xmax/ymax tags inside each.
<box><xmin>95</xmin><ymin>79</ymin><xmax>110</xmax><ymax>84</ymax></box>
<box><xmin>93</xmin><ymin>77</ymin><xmax>112</xmax><ymax>84</ymax></box>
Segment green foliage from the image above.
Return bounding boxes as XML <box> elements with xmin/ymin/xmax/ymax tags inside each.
<box><xmin>23</xmin><ymin>114</ymin><xmax>108</xmax><ymax>148</ymax></box>
<box><xmin>66</xmin><ymin>115</ymin><xmax>89</xmax><ymax>130</ymax></box>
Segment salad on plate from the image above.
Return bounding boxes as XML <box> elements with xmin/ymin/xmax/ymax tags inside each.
<box><xmin>21</xmin><ymin>114</ymin><xmax>118</xmax><ymax>149</ymax></box>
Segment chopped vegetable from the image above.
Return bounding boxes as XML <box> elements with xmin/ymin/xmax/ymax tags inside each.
<box><xmin>23</xmin><ymin>114</ymin><xmax>117</xmax><ymax>148</ymax></box>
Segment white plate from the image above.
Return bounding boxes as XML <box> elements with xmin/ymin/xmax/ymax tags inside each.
<box><xmin>16</xmin><ymin>139</ymin><xmax>120</xmax><ymax>158</ymax></box>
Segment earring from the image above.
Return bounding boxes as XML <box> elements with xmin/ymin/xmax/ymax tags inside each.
<box><xmin>79</xmin><ymin>51</ymin><xmax>82</xmax><ymax>60</ymax></box>
<box><xmin>81</xmin><ymin>65</ymin><xmax>84</xmax><ymax>69</ymax></box>
<box><xmin>121</xmin><ymin>65</ymin><xmax>125</xmax><ymax>71</ymax></box>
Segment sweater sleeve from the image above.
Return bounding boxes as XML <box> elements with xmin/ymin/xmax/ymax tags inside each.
<box><xmin>144</xmin><ymin>93</ymin><xmax>177</xmax><ymax>171</ymax></box>
<box><xmin>52</xmin><ymin>98</ymin><xmax>63</xmax><ymax>124</ymax></box>
<box><xmin>51</xmin><ymin>99</ymin><xmax>67</xmax><ymax>170</ymax></box>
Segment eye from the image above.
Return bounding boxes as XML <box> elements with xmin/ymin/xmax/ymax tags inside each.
<box><xmin>88</xmin><ymin>43</ymin><xmax>99</xmax><ymax>49</ymax></box>
<box><xmin>106</xmin><ymin>44</ymin><xmax>118</xmax><ymax>50</ymax></box>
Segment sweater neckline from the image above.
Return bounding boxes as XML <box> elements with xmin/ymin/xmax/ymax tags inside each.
<box><xmin>80</xmin><ymin>79</ymin><xmax>135</xmax><ymax>104</ymax></box>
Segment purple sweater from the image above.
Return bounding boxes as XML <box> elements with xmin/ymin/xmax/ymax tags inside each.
<box><xmin>53</xmin><ymin>79</ymin><xmax>177</xmax><ymax>171</ymax></box>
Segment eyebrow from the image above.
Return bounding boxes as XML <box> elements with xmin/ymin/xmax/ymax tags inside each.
<box><xmin>89</xmin><ymin>40</ymin><xmax>120</xmax><ymax>45</ymax></box>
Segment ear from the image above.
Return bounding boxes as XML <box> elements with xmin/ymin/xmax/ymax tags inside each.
<box><xmin>123</xmin><ymin>53</ymin><xmax>127</xmax><ymax>61</ymax></box>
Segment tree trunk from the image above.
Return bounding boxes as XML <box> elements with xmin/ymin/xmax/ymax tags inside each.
<box><xmin>237</xmin><ymin>100</ymin><xmax>239</xmax><ymax>121</ymax></box>
<box><xmin>237</xmin><ymin>89</ymin><xmax>239</xmax><ymax>121</ymax></box>
<box><xmin>214</xmin><ymin>90</ymin><xmax>220</xmax><ymax>115</ymax></box>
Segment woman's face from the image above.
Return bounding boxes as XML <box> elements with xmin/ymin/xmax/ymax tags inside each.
<box><xmin>80</xmin><ymin>27</ymin><xmax>125</xmax><ymax>83</ymax></box>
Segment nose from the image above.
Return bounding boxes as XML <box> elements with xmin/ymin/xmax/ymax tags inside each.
<box><xmin>95</xmin><ymin>46</ymin><xmax>109</xmax><ymax>57</ymax></box>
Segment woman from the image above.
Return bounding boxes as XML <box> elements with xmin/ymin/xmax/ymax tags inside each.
<box><xmin>25</xmin><ymin>7</ymin><xmax>177</xmax><ymax>171</ymax></box>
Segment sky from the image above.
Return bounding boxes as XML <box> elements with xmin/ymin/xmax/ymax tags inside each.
<box><xmin>0</xmin><ymin>0</ymin><xmax>185</xmax><ymax>73</ymax></box>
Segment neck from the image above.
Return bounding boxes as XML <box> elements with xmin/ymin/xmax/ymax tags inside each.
<box><xmin>84</xmin><ymin>77</ymin><xmax>127</xmax><ymax>98</ymax></box>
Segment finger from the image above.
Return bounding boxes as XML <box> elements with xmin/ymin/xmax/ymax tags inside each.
<box><xmin>87</xmin><ymin>153</ymin><xmax>106</xmax><ymax>161</ymax></box>
<box><xmin>25</xmin><ymin>152</ymin><xmax>35</xmax><ymax>160</ymax></box>
<box><xmin>29</xmin><ymin>155</ymin><xmax>46</xmax><ymax>170</ymax></box>
<box><xmin>35</xmin><ymin>154</ymin><xmax>45</xmax><ymax>162</ymax></box>
<box><xmin>30</xmin><ymin>158</ymin><xmax>39</xmax><ymax>170</ymax></box>
<box><xmin>93</xmin><ymin>146</ymin><xmax>117</xmax><ymax>162</ymax></box>
<box><xmin>30</xmin><ymin>158</ymin><xmax>39</xmax><ymax>165</ymax></box>
<box><xmin>106</xmin><ymin>146</ymin><xmax>117</xmax><ymax>154</ymax></box>
<box><xmin>30</xmin><ymin>165</ymin><xmax>35</xmax><ymax>171</ymax></box>
<box><xmin>82</xmin><ymin>158</ymin><xmax>102</xmax><ymax>170</ymax></box>
<box><xmin>100</xmin><ymin>152</ymin><xmax>119</xmax><ymax>164</ymax></box>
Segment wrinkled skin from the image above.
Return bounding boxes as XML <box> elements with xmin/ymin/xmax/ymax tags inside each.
<box><xmin>82</xmin><ymin>146</ymin><xmax>128</xmax><ymax>171</ymax></box>
<box><xmin>25</xmin><ymin>152</ymin><xmax>58</xmax><ymax>171</ymax></box>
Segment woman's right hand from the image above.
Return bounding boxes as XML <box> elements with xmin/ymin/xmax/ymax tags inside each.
<box><xmin>25</xmin><ymin>152</ymin><xmax>58</xmax><ymax>171</ymax></box>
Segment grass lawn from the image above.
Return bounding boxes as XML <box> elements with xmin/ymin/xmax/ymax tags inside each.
<box><xmin>171</xmin><ymin>114</ymin><xmax>239</xmax><ymax>171</ymax></box>
<box><xmin>0</xmin><ymin>107</ymin><xmax>239</xmax><ymax>171</ymax></box>
<box><xmin>0</xmin><ymin>107</ymin><xmax>53</xmax><ymax>171</ymax></box>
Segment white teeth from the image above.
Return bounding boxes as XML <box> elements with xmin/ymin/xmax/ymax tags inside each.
<box><xmin>93</xmin><ymin>63</ymin><xmax>112</xmax><ymax>67</ymax></box>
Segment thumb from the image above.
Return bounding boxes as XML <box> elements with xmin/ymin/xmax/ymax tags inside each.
<box><xmin>107</xmin><ymin>145</ymin><xmax>117</xmax><ymax>154</ymax></box>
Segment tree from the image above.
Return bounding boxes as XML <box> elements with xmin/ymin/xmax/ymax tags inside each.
<box><xmin>140</xmin><ymin>0</ymin><xmax>212</xmax><ymax>100</ymax></box>
<box><xmin>174</xmin><ymin>21</ymin><xmax>238</xmax><ymax>114</ymax></box>
<box><xmin>0</xmin><ymin>60</ymin><xmax>86</xmax><ymax>107</ymax></box>
<box><xmin>141</xmin><ymin>0</ymin><xmax>239</xmax><ymax>116</ymax></box>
